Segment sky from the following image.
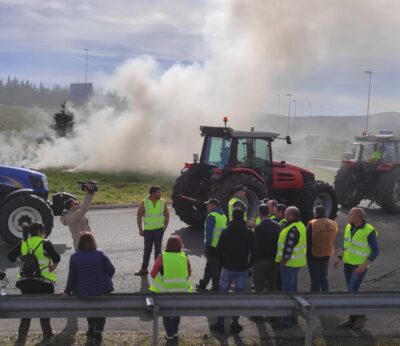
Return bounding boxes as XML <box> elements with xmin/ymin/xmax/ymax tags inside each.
<box><xmin>1</xmin><ymin>0</ymin><xmax>400</xmax><ymax>116</ymax></box>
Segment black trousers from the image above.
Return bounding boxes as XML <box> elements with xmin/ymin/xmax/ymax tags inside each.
<box><xmin>17</xmin><ymin>279</ymin><xmax>54</xmax><ymax>336</ymax></box>
<box><xmin>87</xmin><ymin>317</ymin><xmax>106</xmax><ymax>334</ymax></box>
<box><xmin>142</xmin><ymin>228</ymin><xmax>164</xmax><ymax>269</ymax></box>
<box><xmin>198</xmin><ymin>254</ymin><xmax>222</xmax><ymax>291</ymax></box>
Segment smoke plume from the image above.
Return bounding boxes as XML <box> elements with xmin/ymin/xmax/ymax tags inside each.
<box><xmin>2</xmin><ymin>0</ymin><xmax>400</xmax><ymax>173</ymax></box>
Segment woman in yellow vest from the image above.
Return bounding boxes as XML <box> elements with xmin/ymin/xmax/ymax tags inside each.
<box><xmin>7</xmin><ymin>222</ymin><xmax>60</xmax><ymax>344</ymax></box>
<box><xmin>150</xmin><ymin>235</ymin><xmax>192</xmax><ymax>340</ymax></box>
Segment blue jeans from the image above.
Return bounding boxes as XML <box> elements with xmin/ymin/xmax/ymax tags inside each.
<box><xmin>163</xmin><ymin>316</ymin><xmax>180</xmax><ymax>337</ymax></box>
<box><xmin>280</xmin><ymin>265</ymin><xmax>300</xmax><ymax>324</ymax></box>
<box><xmin>344</xmin><ymin>263</ymin><xmax>368</xmax><ymax>321</ymax></box>
<box><xmin>308</xmin><ymin>256</ymin><xmax>330</xmax><ymax>292</ymax></box>
<box><xmin>280</xmin><ymin>266</ymin><xmax>300</xmax><ymax>292</ymax></box>
<box><xmin>344</xmin><ymin>263</ymin><xmax>367</xmax><ymax>292</ymax></box>
<box><xmin>217</xmin><ymin>268</ymin><xmax>248</xmax><ymax>325</ymax></box>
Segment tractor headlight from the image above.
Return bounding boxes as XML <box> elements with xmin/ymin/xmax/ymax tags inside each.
<box><xmin>42</xmin><ymin>176</ymin><xmax>49</xmax><ymax>190</ymax></box>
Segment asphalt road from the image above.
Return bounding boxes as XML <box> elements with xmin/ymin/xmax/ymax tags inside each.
<box><xmin>1</xmin><ymin>204</ymin><xmax>400</xmax><ymax>343</ymax></box>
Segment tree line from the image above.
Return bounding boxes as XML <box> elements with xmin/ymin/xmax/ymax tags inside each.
<box><xmin>0</xmin><ymin>77</ymin><xmax>69</xmax><ymax>108</ymax></box>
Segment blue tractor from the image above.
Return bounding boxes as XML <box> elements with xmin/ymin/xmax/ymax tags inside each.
<box><xmin>0</xmin><ymin>165</ymin><xmax>74</xmax><ymax>245</ymax></box>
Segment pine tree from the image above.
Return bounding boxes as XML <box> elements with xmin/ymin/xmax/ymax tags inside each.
<box><xmin>53</xmin><ymin>102</ymin><xmax>74</xmax><ymax>137</ymax></box>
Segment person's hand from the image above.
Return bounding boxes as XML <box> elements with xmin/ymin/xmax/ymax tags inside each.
<box><xmin>248</xmin><ymin>219</ymin><xmax>256</xmax><ymax>228</ymax></box>
<box><xmin>333</xmin><ymin>258</ymin><xmax>341</xmax><ymax>269</ymax></box>
<box><xmin>139</xmin><ymin>228</ymin><xmax>144</xmax><ymax>237</ymax></box>
<box><xmin>355</xmin><ymin>263</ymin><xmax>368</xmax><ymax>274</ymax></box>
<box><xmin>60</xmin><ymin>292</ymin><xmax>69</xmax><ymax>298</ymax></box>
<box><xmin>49</xmin><ymin>264</ymin><xmax>58</xmax><ymax>272</ymax></box>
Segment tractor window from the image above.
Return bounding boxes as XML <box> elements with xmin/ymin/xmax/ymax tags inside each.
<box><xmin>237</xmin><ymin>138</ymin><xmax>252</xmax><ymax>166</ymax></box>
<box><xmin>253</xmin><ymin>139</ymin><xmax>270</xmax><ymax>166</ymax></box>
<box><xmin>203</xmin><ymin>136</ymin><xmax>231</xmax><ymax>166</ymax></box>
<box><xmin>383</xmin><ymin>143</ymin><xmax>395</xmax><ymax>162</ymax></box>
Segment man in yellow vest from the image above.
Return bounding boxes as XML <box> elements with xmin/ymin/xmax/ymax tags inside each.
<box><xmin>228</xmin><ymin>185</ymin><xmax>248</xmax><ymax>222</ymax></box>
<box><xmin>275</xmin><ymin>206</ymin><xmax>307</xmax><ymax>328</ymax></box>
<box><xmin>275</xmin><ymin>204</ymin><xmax>287</xmax><ymax>228</ymax></box>
<box><xmin>307</xmin><ymin>205</ymin><xmax>338</xmax><ymax>292</ymax></box>
<box><xmin>334</xmin><ymin>207</ymin><xmax>379</xmax><ymax>330</ymax></box>
<box><xmin>135</xmin><ymin>185</ymin><xmax>170</xmax><ymax>276</ymax></box>
<box><xmin>266</xmin><ymin>199</ymin><xmax>279</xmax><ymax>220</ymax></box>
<box><xmin>196</xmin><ymin>198</ymin><xmax>227</xmax><ymax>292</ymax></box>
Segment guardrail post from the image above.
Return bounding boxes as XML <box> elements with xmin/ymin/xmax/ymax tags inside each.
<box><xmin>294</xmin><ymin>295</ymin><xmax>313</xmax><ymax>346</ymax></box>
<box><xmin>146</xmin><ymin>296</ymin><xmax>158</xmax><ymax>346</ymax></box>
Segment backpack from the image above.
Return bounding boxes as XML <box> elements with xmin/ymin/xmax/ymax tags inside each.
<box><xmin>20</xmin><ymin>241</ymin><xmax>44</xmax><ymax>279</ymax></box>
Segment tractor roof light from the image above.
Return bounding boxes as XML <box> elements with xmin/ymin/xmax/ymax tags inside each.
<box><xmin>223</xmin><ymin>116</ymin><xmax>228</xmax><ymax>127</ymax></box>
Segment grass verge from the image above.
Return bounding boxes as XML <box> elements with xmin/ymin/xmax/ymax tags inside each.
<box><xmin>43</xmin><ymin>169</ymin><xmax>175</xmax><ymax>205</ymax></box>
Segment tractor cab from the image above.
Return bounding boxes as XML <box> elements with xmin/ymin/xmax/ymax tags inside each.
<box><xmin>345</xmin><ymin>133</ymin><xmax>400</xmax><ymax>167</ymax></box>
<box><xmin>199</xmin><ymin>126</ymin><xmax>285</xmax><ymax>180</ymax></box>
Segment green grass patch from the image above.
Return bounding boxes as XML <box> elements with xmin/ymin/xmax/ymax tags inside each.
<box><xmin>43</xmin><ymin>169</ymin><xmax>174</xmax><ymax>205</ymax></box>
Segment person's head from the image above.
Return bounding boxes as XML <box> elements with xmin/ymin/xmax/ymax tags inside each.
<box><xmin>348</xmin><ymin>207</ymin><xmax>366</xmax><ymax>226</ymax></box>
<box><xmin>232</xmin><ymin>207</ymin><xmax>245</xmax><ymax>222</ymax></box>
<box><xmin>266</xmin><ymin>199</ymin><xmax>278</xmax><ymax>215</ymax></box>
<box><xmin>314</xmin><ymin>205</ymin><xmax>326</xmax><ymax>219</ymax></box>
<box><xmin>284</xmin><ymin>206</ymin><xmax>300</xmax><ymax>223</ymax></box>
<box><xmin>258</xmin><ymin>204</ymin><xmax>269</xmax><ymax>219</ymax></box>
<box><xmin>233</xmin><ymin>185</ymin><xmax>246</xmax><ymax>199</ymax></box>
<box><xmin>206</xmin><ymin>198</ymin><xmax>220</xmax><ymax>213</ymax></box>
<box><xmin>165</xmin><ymin>235</ymin><xmax>183</xmax><ymax>253</ymax></box>
<box><xmin>275</xmin><ymin>204</ymin><xmax>287</xmax><ymax>219</ymax></box>
<box><xmin>22</xmin><ymin>222</ymin><xmax>46</xmax><ymax>241</ymax></box>
<box><xmin>64</xmin><ymin>197</ymin><xmax>79</xmax><ymax>211</ymax></box>
<box><xmin>149</xmin><ymin>185</ymin><xmax>162</xmax><ymax>199</ymax></box>
<box><xmin>77</xmin><ymin>232</ymin><xmax>97</xmax><ymax>251</ymax></box>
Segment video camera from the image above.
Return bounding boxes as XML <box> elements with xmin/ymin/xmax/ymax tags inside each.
<box><xmin>78</xmin><ymin>181</ymin><xmax>99</xmax><ymax>193</ymax></box>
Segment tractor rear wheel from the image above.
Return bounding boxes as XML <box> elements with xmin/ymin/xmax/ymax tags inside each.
<box><xmin>210</xmin><ymin>173</ymin><xmax>269</xmax><ymax>220</ymax></box>
<box><xmin>334</xmin><ymin>166</ymin><xmax>362</xmax><ymax>208</ymax></box>
<box><xmin>376</xmin><ymin>166</ymin><xmax>400</xmax><ymax>213</ymax></box>
<box><xmin>171</xmin><ymin>175</ymin><xmax>205</xmax><ymax>228</ymax></box>
<box><xmin>298</xmin><ymin>181</ymin><xmax>338</xmax><ymax>222</ymax></box>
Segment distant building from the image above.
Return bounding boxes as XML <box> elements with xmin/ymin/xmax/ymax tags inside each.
<box><xmin>69</xmin><ymin>83</ymin><xmax>93</xmax><ymax>105</ymax></box>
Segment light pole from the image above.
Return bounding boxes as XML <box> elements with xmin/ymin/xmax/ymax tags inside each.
<box><xmin>286</xmin><ymin>93</ymin><xmax>292</xmax><ymax>136</ymax></box>
<box><xmin>365</xmin><ymin>70</ymin><xmax>372</xmax><ymax>133</ymax></box>
<box><xmin>308</xmin><ymin>103</ymin><xmax>312</xmax><ymax>117</ymax></box>
<box><xmin>84</xmin><ymin>48</ymin><xmax>89</xmax><ymax>83</ymax></box>
<box><xmin>293</xmin><ymin>99</ymin><xmax>297</xmax><ymax>141</ymax></box>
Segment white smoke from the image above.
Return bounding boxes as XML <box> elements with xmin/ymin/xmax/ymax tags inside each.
<box><xmin>2</xmin><ymin>0</ymin><xmax>400</xmax><ymax>173</ymax></box>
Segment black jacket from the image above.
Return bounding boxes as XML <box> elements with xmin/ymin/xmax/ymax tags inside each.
<box><xmin>216</xmin><ymin>220</ymin><xmax>255</xmax><ymax>271</ymax></box>
<box><xmin>254</xmin><ymin>218</ymin><xmax>281</xmax><ymax>260</ymax></box>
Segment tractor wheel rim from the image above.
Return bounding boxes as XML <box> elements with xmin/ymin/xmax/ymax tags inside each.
<box><xmin>314</xmin><ymin>192</ymin><xmax>333</xmax><ymax>217</ymax></box>
<box><xmin>8</xmin><ymin>207</ymin><xmax>42</xmax><ymax>238</ymax></box>
<box><xmin>393</xmin><ymin>181</ymin><xmax>400</xmax><ymax>207</ymax></box>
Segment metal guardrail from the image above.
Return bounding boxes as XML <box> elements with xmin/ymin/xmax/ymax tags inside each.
<box><xmin>2</xmin><ymin>292</ymin><xmax>400</xmax><ymax>345</ymax></box>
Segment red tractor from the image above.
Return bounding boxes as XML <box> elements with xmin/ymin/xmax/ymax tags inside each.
<box><xmin>334</xmin><ymin>132</ymin><xmax>400</xmax><ymax>212</ymax></box>
<box><xmin>172</xmin><ymin>125</ymin><xmax>338</xmax><ymax>226</ymax></box>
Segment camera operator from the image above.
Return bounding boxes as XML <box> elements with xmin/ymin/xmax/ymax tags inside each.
<box><xmin>60</xmin><ymin>182</ymin><xmax>97</xmax><ymax>249</ymax></box>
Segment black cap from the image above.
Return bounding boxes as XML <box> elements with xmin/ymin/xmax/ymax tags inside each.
<box><xmin>234</xmin><ymin>185</ymin><xmax>247</xmax><ymax>193</ymax></box>
<box><xmin>205</xmin><ymin>198</ymin><xmax>220</xmax><ymax>206</ymax></box>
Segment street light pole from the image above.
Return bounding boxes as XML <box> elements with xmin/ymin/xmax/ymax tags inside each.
<box><xmin>286</xmin><ymin>93</ymin><xmax>292</xmax><ymax>136</ymax></box>
<box><xmin>365</xmin><ymin>70</ymin><xmax>372</xmax><ymax>133</ymax></box>
<box><xmin>293</xmin><ymin>99</ymin><xmax>297</xmax><ymax>141</ymax></box>
<box><xmin>84</xmin><ymin>48</ymin><xmax>89</xmax><ymax>83</ymax></box>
